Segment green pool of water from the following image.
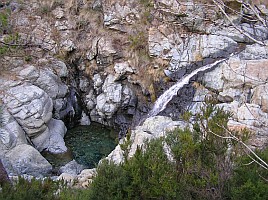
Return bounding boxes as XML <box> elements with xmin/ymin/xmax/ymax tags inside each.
<box><xmin>64</xmin><ymin>123</ymin><xmax>118</xmax><ymax>168</ymax></box>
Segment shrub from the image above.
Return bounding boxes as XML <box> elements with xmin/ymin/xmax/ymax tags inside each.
<box><xmin>0</xmin><ymin>177</ymin><xmax>63</xmax><ymax>200</ymax></box>
<box><xmin>0</xmin><ymin>7</ymin><xmax>12</xmax><ymax>34</ymax></box>
<box><xmin>87</xmin><ymin>102</ymin><xmax>267</xmax><ymax>200</ymax></box>
<box><xmin>228</xmin><ymin>148</ymin><xmax>268</xmax><ymax>200</ymax></box>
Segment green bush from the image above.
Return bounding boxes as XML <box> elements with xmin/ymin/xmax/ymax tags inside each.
<box><xmin>0</xmin><ymin>177</ymin><xmax>63</xmax><ymax>200</ymax></box>
<box><xmin>87</xmin><ymin>102</ymin><xmax>267</xmax><ymax>200</ymax></box>
<box><xmin>0</xmin><ymin>8</ymin><xmax>11</xmax><ymax>34</ymax></box>
<box><xmin>228</xmin><ymin>148</ymin><xmax>268</xmax><ymax>200</ymax></box>
<box><xmin>1</xmin><ymin>102</ymin><xmax>267</xmax><ymax>200</ymax></box>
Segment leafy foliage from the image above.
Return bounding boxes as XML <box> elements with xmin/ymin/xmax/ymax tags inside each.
<box><xmin>0</xmin><ymin>103</ymin><xmax>267</xmax><ymax>200</ymax></box>
<box><xmin>227</xmin><ymin>148</ymin><xmax>268</xmax><ymax>200</ymax></box>
<box><xmin>0</xmin><ymin>7</ymin><xmax>11</xmax><ymax>34</ymax></box>
<box><xmin>0</xmin><ymin>177</ymin><xmax>63</xmax><ymax>200</ymax></box>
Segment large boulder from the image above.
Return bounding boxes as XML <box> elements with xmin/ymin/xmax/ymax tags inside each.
<box><xmin>3</xmin><ymin>83</ymin><xmax>53</xmax><ymax>138</ymax></box>
<box><xmin>31</xmin><ymin>119</ymin><xmax>67</xmax><ymax>154</ymax></box>
<box><xmin>3</xmin><ymin>83</ymin><xmax>68</xmax><ymax>154</ymax></box>
<box><xmin>5</xmin><ymin>144</ymin><xmax>52</xmax><ymax>177</ymax></box>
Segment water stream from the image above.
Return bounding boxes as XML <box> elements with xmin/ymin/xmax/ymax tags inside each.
<box><xmin>147</xmin><ymin>58</ymin><xmax>227</xmax><ymax>117</ymax></box>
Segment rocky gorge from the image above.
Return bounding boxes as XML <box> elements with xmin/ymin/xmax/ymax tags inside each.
<box><xmin>0</xmin><ymin>0</ymin><xmax>268</xmax><ymax>188</ymax></box>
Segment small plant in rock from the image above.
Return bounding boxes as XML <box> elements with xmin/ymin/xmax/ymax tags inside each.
<box><xmin>0</xmin><ymin>7</ymin><xmax>11</xmax><ymax>34</ymax></box>
<box><xmin>39</xmin><ymin>4</ymin><xmax>52</xmax><ymax>16</ymax></box>
<box><xmin>139</xmin><ymin>0</ymin><xmax>154</xmax><ymax>9</ymax></box>
<box><xmin>129</xmin><ymin>32</ymin><xmax>147</xmax><ymax>52</ymax></box>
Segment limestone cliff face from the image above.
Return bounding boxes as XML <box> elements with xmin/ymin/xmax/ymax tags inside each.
<box><xmin>0</xmin><ymin>0</ymin><xmax>268</xmax><ymax>177</ymax></box>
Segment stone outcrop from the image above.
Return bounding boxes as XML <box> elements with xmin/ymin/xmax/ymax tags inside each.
<box><xmin>195</xmin><ymin>48</ymin><xmax>268</xmax><ymax>148</ymax></box>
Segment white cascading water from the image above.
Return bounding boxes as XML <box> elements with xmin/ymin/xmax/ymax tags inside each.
<box><xmin>147</xmin><ymin>58</ymin><xmax>227</xmax><ymax>117</ymax></box>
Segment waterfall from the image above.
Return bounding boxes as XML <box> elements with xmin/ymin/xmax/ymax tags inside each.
<box><xmin>147</xmin><ymin>58</ymin><xmax>227</xmax><ymax>117</ymax></box>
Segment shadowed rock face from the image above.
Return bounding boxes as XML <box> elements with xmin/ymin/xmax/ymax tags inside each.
<box><xmin>0</xmin><ymin>159</ymin><xmax>10</xmax><ymax>186</ymax></box>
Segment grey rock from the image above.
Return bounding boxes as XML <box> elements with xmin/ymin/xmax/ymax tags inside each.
<box><xmin>251</xmin><ymin>84</ymin><xmax>268</xmax><ymax>113</ymax></box>
<box><xmin>107</xmin><ymin>116</ymin><xmax>186</xmax><ymax>164</ymax></box>
<box><xmin>5</xmin><ymin>144</ymin><xmax>52</xmax><ymax>177</ymax></box>
<box><xmin>59</xmin><ymin>160</ymin><xmax>84</xmax><ymax>175</ymax></box>
<box><xmin>35</xmin><ymin>69</ymin><xmax>68</xmax><ymax>99</ymax></box>
<box><xmin>51</xmin><ymin>60</ymin><xmax>69</xmax><ymax>78</ymax></box>
<box><xmin>217</xmin><ymin>95</ymin><xmax>233</xmax><ymax>103</ymax></box>
<box><xmin>148</xmin><ymin>25</ymin><xmax>182</xmax><ymax>58</ymax></box>
<box><xmin>93</xmin><ymin>74</ymin><xmax>103</xmax><ymax>89</ymax></box>
<box><xmin>0</xmin><ymin>108</ymin><xmax>27</xmax><ymax>152</ymax></box>
<box><xmin>169</xmin><ymin>35</ymin><xmax>237</xmax><ymax>71</ymax></box>
<box><xmin>80</xmin><ymin>112</ymin><xmax>91</xmax><ymax>125</ymax></box>
<box><xmin>103</xmin><ymin>0</ymin><xmax>139</xmax><ymax>26</ymax></box>
<box><xmin>52</xmin><ymin>7</ymin><xmax>65</xmax><ymax>19</ymax></box>
<box><xmin>18</xmin><ymin>65</ymin><xmax>39</xmax><ymax>82</ymax></box>
<box><xmin>4</xmin><ymin>84</ymin><xmax>53</xmax><ymax>138</ymax></box>
<box><xmin>79</xmin><ymin>77</ymin><xmax>90</xmax><ymax>93</ymax></box>
<box><xmin>96</xmin><ymin>37</ymin><xmax>117</xmax><ymax>65</ymax></box>
<box><xmin>215</xmin><ymin>24</ymin><xmax>268</xmax><ymax>44</ymax></box>
<box><xmin>61</xmin><ymin>39</ymin><xmax>76</xmax><ymax>52</ymax></box>
<box><xmin>31</xmin><ymin>119</ymin><xmax>67</xmax><ymax>154</ymax></box>
<box><xmin>240</xmin><ymin>41</ymin><xmax>268</xmax><ymax>60</ymax></box>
